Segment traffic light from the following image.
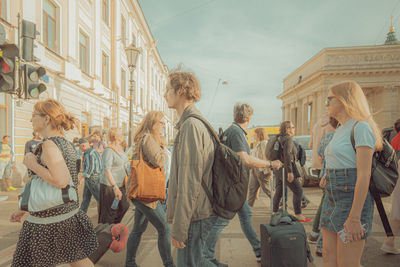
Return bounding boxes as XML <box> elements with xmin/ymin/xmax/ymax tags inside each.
<box><xmin>22</xmin><ymin>20</ymin><xmax>40</xmax><ymax>61</ymax></box>
<box><xmin>0</xmin><ymin>44</ymin><xmax>18</xmax><ymax>93</ymax></box>
<box><xmin>23</xmin><ymin>64</ymin><xmax>46</xmax><ymax>99</ymax></box>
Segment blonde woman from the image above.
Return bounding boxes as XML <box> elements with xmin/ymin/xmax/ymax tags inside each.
<box><xmin>98</xmin><ymin>128</ymin><xmax>130</xmax><ymax>224</ymax></box>
<box><xmin>10</xmin><ymin>99</ymin><xmax>97</xmax><ymax>267</ymax></box>
<box><xmin>247</xmin><ymin>128</ymin><xmax>271</xmax><ymax>207</ymax></box>
<box><xmin>125</xmin><ymin>111</ymin><xmax>175</xmax><ymax>267</ymax></box>
<box><xmin>321</xmin><ymin>81</ymin><xmax>383</xmax><ymax>267</ymax></box>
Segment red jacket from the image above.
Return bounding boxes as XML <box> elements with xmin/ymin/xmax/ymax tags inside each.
<box><xmin>391</xmin><ymin>132</ymin><xmax>400</xmax><ymax>150</ymax></box>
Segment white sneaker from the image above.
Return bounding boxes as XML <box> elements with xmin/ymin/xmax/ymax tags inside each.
<box><xmin>380</xmin><ymin>244</ymin><xmax>400</xmax><ymax>255</ymax></box>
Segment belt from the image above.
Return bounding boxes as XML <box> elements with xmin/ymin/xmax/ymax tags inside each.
<box><xmin>326</xmin><ymin>168</ymin><xmax>356</xmax><ymax>175</ymax></box>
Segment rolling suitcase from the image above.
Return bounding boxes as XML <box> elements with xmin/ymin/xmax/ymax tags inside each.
<box><xmin>260</xmin><ymin>167</ymin><xmax>313</xmax><ymax>267</ymax></box>
<box><xmin>89</xmin><ymin>214</ymin><xmax>134</xmax><ymax>264</ymax></box>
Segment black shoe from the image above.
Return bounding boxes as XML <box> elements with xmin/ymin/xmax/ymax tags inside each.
<box><xmin>210</xmin><ymin>258</ymin><xmax>228</xmax><ymax>267</ymax></box>
<box><xmin>301</xmin><ymin>199</ymin><xmax>310</xmax><ymax>209</ymax></box>
<box><xmin>315</xmin><ymin>250</ymin><xmax>322</xmax><ymax>257</ymax></box>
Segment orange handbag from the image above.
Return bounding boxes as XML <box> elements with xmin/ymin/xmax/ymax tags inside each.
<box><xmin>127</xmin><ymin>148</ymin><xmax>166</xmax><ymax>202</ymax></box>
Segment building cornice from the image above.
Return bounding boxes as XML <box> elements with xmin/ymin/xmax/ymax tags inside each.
<box><xmin>283</xmin><ymin>44</ymin><xmax>400</xmax><ymax>90</ymax></box>
<box><xmin>279</xmin><ymin>68</ymin><xmax>400</xmax><ymax>99</ymax></box>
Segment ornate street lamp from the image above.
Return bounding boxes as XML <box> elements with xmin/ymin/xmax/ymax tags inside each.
<box><xmin>124</xmin><ymin>42</ymin><xmax>141</xmax><ymax>147</ymax></box>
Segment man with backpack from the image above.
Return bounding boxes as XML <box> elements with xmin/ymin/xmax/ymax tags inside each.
<box><xmin>203</xmin><ymin>103</ymin><xmax>282</xmax><ymax>266</ymax></box>
<box><xmin>164</xmin><ymin>72</ymin><xmax>217</xmax><ymax>267</ymax></box>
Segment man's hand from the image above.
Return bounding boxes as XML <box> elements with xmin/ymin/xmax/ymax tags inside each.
<box><xmin>287</xmin><ymin>172</ymin><xmax>294</xmax><ymax>183</ymax></box>
<box><xmin>271</xmin><ymin>160</ymin><xmax>283</xmax><ymax>170</ymax></box>
<box><xmin>171</xmin><ymin>237</ymin><xmax>186</xmax><ymax>249</ymax></box>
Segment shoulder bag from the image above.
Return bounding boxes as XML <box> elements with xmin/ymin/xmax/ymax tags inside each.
<box><xmin>127</xmin><ymin>146</ymin><xmax>166</xmax><ymax>202</ymax></box>
<box><xmin>18</xmin><ymin>143</ymin><xmax>77</xmax><ymax>212</ymax></box>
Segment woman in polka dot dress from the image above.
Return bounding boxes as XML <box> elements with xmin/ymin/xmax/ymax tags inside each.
<box><xmin>10</xmin><ymin>99</ymin><xmax>98</xmax><ymax>267</ymax></box>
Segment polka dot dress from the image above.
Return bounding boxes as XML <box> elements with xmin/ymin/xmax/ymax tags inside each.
<box><xmin>12</xmin><ymin>137</ymin><xmax>98</xmax><ymax>267</ymax></box>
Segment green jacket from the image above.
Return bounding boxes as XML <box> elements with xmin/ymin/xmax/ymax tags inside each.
<box><xmin>166</xmin><ymin>104</ymin><xmax>215</xmax><ymax>242</ymax></box>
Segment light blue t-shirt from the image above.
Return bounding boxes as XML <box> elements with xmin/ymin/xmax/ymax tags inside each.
<box><xmin>325</xmin><ymin>119</ymin><xmax>376</xmax><ymax>169</ymax></box>
<box><xmin>100</xmin><ymin>148</ymin><xmax>129</xmax><ymax>187</ymax></box>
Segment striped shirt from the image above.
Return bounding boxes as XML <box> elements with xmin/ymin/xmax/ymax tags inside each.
<box><xmin>82</xmin><ymin>147</ymin><xmax>103</xmax><ymax>178</ymax></box>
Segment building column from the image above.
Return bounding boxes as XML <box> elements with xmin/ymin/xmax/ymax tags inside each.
<box><xmin>381</xmin><ymin>85</ymin><xmax>399</xmax><ymax>128</ymax></box>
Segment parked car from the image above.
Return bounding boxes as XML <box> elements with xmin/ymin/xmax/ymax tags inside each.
<box><xmin>293</xmin><ymin>135</ymin><xmax>320</xmax><ymax>186</ymax></box>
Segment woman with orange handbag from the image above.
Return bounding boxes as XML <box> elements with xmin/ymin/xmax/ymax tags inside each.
<box><xmin>125</xmin><ymin>111</ymin><xmax>175</xmax><ymax>267</ymax></box>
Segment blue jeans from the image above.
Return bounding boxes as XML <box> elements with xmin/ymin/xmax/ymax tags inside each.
<box><xmin>203</xmin><ymin>201</ymin><xmax>261</xmax><ymax>261</ymax></box>
<box><xmin>177</xmin><ymin>217</ymin><xmax>217</xmax><ymax>267</ymax></box>
<box><xmin>80</xmin><ymin>176</ymin><xmax>100</xmax><ymax>213</ymax></box>
<box><xmin>125</xmin><ymin>200</ymin><xmax>174</xmax><ymax>267</ymax></box>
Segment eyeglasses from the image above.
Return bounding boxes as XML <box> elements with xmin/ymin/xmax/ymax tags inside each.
<box><xmin>32</xmin><ymin>112</ymin><xmax>45</xmax><ymax>118</ymax></box>
<box><xmin>325</xmin><ymin>96</ymin><xmax>335</xmax><ymax>106</ymax></box>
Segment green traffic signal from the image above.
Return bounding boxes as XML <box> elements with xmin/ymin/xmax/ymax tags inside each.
<box><xmin>23</xmin><ymin>64</ymin><xmax>47</xmax><ymax>99</ymax></box>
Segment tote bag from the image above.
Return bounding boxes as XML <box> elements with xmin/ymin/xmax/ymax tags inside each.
<box><xmin>127</xmin><ymin>148</ymin><xmax>165</xmax><ymax>202</ymax></box>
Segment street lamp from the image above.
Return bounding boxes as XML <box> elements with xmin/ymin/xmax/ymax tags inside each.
<box><xmin>124</xmin><ymin>42</ymin><xmax>141</xmax><ymax>147</ymax></box>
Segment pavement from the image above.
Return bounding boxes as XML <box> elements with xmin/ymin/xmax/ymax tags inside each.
<box><xmin>0</xmin><ymin>186</ymin><xmax>399</xmax><ymax>267</ymax></box>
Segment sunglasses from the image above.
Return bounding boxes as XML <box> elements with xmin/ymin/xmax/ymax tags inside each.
<box><xmin>325</xmin><ymin>96</ymin><xmax>335</xmax><ymax>106</ymax></box>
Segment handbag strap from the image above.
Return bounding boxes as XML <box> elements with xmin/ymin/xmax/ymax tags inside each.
<box><xmin>370</xmin><ymin>182</ymin><xmax>394</xmax><ymax>236</ymax></box>
<box><xmin>351</xmin><ymin>122</ymin><xmax>394</xmax><ymax>237</ymax></box>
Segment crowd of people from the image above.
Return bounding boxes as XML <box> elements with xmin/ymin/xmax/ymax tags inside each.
<box><xmin>3</xmin><ymin>71</ymin><xmax>400</xmax><ymax>267</ymax></box>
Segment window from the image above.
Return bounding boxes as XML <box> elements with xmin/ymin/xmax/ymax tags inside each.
<box><xmin>43</xmin><ymin>0</ymin><xmax>58</xmax><ymax>51</ymax></box>
<box><xmin>102</xmin><ymin>0</ymin><xmax>109</xmax><ymax>25</ymax></box>
<box><xmin>132</xmin><ymin>33</ymin><xmax>136</xmax><ymax>46</ymax></box>
<box><xmin>103</xmin><ymin>117</ymin><xmax>110</xmax><ymax>129</ymax></box>
<box><xmin>79</xmin><ymin>30</ymin><xmax>89</xmax><ymax>74</ymax></box>
<box><xmin>140</xmin><ymin>53</ymin><xmax>144</xmax><ymax>70</ymax></box>
<box><xmin>121</xmin><ymin>16</ymin><xmax>126</xmax><ymax>45</ymax></box>
<box><xmin>121</xmin><ymin>69</ymin><xmax>126</xmax><ymax>98</ymax></box>
<box><xmin>139</xmin><ymin>88</ymin><xmax>144</xmax><ymax>107</ymax></box>
<box><xmin>121</xmin><ymin>122</ymin><xmax>127</xmax><ymax>137</ymax></box>
<box><xmin>0</xmin><ymin>93</ymin><xmax>7</xmax><ymax>138</ymax></box>
<box><xmin>0</xmin><ymin>0</ymin><xmax>7</xmax><ymax>20</ymax></box>
<box><xmin>81</xmin><ymin>112</ymin><xmax>89</xmax><ymax>137</ymax></box>
<box><xmin>102</xmin><ymin>52</ymin><xmax>109</xmax><ymax>87</ymax></box>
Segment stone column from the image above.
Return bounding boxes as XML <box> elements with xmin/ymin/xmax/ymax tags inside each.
<box><xmin>381</xmin><ymin>85</ymin><xmax>399</xmax><ymax>128</ymax></box>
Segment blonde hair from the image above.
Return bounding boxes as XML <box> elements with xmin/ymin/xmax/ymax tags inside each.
<box><xmin>234</xmin><ymin>103</ymin><xmax>254</xmax><ymax>124</ymax></box>
<box><xmin>34</xmin><ymin>98</ymin><xmax>79</xmax><ymax>134</ymax></box>
<box><xmin>330</xmin><ymin>81</ymin><xmax>383</xmax><ymax>151</ymax></box>
<box><xmin>255</xmin><ymin>128</ymin><xmax>268</xmax><ymax>141</ymax></box>
<box><xmin>133</xmin><ymin>111</ymin><xmax>164</xmax><ymax>145</ymax></box>
<box><xmin>107</xmin><ymin>127</ymin><xmax>122</xmax><ymax>143</ymax></box>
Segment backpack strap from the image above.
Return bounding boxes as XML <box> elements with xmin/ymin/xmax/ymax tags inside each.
<box><xmin>351</xmin><ymin>122</ymin><xmax>394</xmax><ymax>237</ymax></box>
<box><xmin>184</xmin><ymin>114</ymin><xmax>217</xmax><ymax>204</ymax></box>
<box><xmin>186</xmin><ymin>114</ymin><xmax>221</xmax><ymax>144</ymax></box>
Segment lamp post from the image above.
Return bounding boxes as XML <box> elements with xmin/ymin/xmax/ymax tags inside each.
<box><xmin>124</xmin><ymin>42</ymin><xmax>141</xmax><ymax>147</ymax></box>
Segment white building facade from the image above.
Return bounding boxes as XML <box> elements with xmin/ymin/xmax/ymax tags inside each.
<box><xmin>0</xmin><ymin>0</ymin><xmax>175</xmax><ymax>162</ymax></box>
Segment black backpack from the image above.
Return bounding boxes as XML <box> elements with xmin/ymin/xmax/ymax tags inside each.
<box><xmin>265</xmin><ymin>135</ymin><xmax>282</xmax><ymax>161</ymax></box>
<box><xmin>187</xmin><ymin>114</ymin><xmax>249</xmax><ymax>220</ymax></box>
<box><xmin>351</xmin><ymin>122</ymin><xmax>399</xmax><ymax>237</ymax></box>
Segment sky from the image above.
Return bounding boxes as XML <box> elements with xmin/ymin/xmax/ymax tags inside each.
<box><xmin>139</xmin><ymin>0</ymin><xmax>400</xmax><ymax>130</ymax></box>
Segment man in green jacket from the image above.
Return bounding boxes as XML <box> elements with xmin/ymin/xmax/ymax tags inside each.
<box><xmin>165</xmin><ymin>72</ymin><xmax>217</xmax><ymax>267</ymax></box>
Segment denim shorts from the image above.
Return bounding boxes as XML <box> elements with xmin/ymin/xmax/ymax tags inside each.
<box><xmin>320</xmin><ymin>168</ymin><xmax>374</xmax><ymax>238</ymax></box>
